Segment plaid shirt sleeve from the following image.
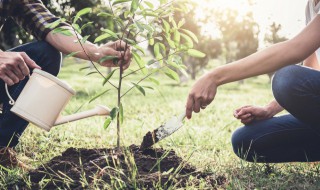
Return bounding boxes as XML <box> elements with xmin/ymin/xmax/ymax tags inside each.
<box><xmin>7</xmin><ymin>0</ymin><xmax>69</xmax><ymax>40</ymax></box>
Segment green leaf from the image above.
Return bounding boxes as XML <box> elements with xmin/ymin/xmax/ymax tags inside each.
<box><xmin>101</xmin><ymin>29</ymin><xmax>119</xmax><ymax>39</ymax></box>
<box><xmin>110</xmin><ymin>107</ymin><xmax>119</xmax><ymax>120</ymax></box>
<box><xmin>65</xmin><ymin>51</ymin><xmax>81</xmax><ymax>59</ymax></box>
<box><xmin>89</xmin><ymin>89</ymin><xmax>111</xmax><ymax>103</ymax></box>
<box><xmin>178</xmin><ymin>19</ymin><xmax>186</xmax><ymax>28</ymax></box>
<box><xmin>72</xmin><ymin>23</ymin><xmax>81</xmax><ymax>34</ymax></box>
<box><xmin>103</xmin><ymin>117</ymin><xmax>112</xmax><ymax>129</ymax></box>
<box><xmin>130</xmin><ymin>0</ymin><xmax>139</xmax><ymax>13</ymax></box>
<box><xmin>99</xmin><ymin>56</ymin><xmax>119</xmax><ymax>63</ymax></box>
<box><xmin>149</xmin><ymin>77</ymin><xmax>160</xmax><ymax>85</ymax></box>
<box><xmin>81</xmin><ymin>35</ymin><xmax>90</xmax><ymax>44</ymax></box>
<box><xmin>154</xmin><ymin>43</ymin><xmax>160</xmax><ymax>59</ymax></box>
<box><xmin>165</xmin><ymin>36</ymin><xmax>175</xmax><ymax>48</ymax></box>
<box><xmin>181</xmin><ymin>29</ymin><xmax>199</xmax><ymax>43</ymax></box>
<box><xmin>159</xmin><ymin>43</ymin><xmax>166</xmax><ymax>55</ymax></box>
<box><xmin>180</xmin><ymin>33</ymin><xmax>193</xmax><ymax>48</ymax></box>
<box><xmin>132</xmin><ymin>52</ymin><xmax>147</xmax><ymax>74</ymax></box>
<box><xmin>149</xmin><ymin>38</ymin><xmax>155</xmax><ymax>46</ymax></box>
<box><xmin>144</xmin><ymin>1</ymin><xmax>154</xmax><ymax>8</ymax></box>
<box><xmin>165</xmin><ymin>68</ymin><xmax>180</xmax><ymax>82</ymax></box>
<box><xmin>97</xmin><ymin>12</ymin><xmax>113</xmax><ymax>17</ymax></box>
<box><xmin>134</xmin><ymin>21</ymin><xmax>144</xmax><ymax>32</ymax></box>
<box><xmin>47</xmin><ymin>18</ymin><xmax>65</xmax><ymax>29</ymax></box>
<box><xmin>74</xmin><ymin>8</ymin><xmax>92</xmax><ymax>23</ymax></box>
<box><xmin>103</xmin><ymin>69</ymin><xmax>117</xmax><ymax>86</ymax></box>
<box><xmin>79</xmin><ymin>66</ymin><xmax>91</xmax><ymax>71</ymax></box>
<box><xmin>86</xmin><ymin>71</ymin><xmax>98</xmax><ymax>76</ymax></box>
<box><xmin>112</xmin><ymin>0</ymin><xmax>131</xmax><ymax>6</ymax></box>
<box><xmin>187</xmin><ymin>49</ymin><xmax>206</xmax><ymax>58</ymax></box>
<box><xmin>143</xmin><ymin>86</ymin><xmax>154</xmax><ymax>90</ymax></box>
<box><xmin>119</xmin><ymin>103</ymin><xmax>124</xmax><ymax>124</ymax></box>
<box><xmin>94</xmin><ymin>33</ymin><xmax>112</xmax><ymax>43</ymax></box>
<box><xmin>131</xmin><ymin>82</ymin><xmax>146</xmax><ymax>96</ymax></box>
<box><xmin>133</xmin><ymin>45</ymin><xmax>145</xmax><ymax>55</ymax></box>
<box><xmin>53</xmin><ymin>28</ymin><xmax>73</xmax><ymax>36</ymax></box>
<box><xmin>173</xmin><ymin>30</ymin><xmax>181</xmax><ymax>43</ymax></box>
<box><xmin>80</xmin><ymin>22</ymin><xmax>93</xmax><ymax>30</ymax></box>
<box><xmin>162</xmin><ymin>19</ymin><xmax>170</xmax><ymax>33</ymax></box>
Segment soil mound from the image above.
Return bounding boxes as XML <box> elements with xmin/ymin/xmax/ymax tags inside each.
<box><xmin>16</xmin><ymin>145</ymin><xmax>226</xmax><ymax>189</ymax></box>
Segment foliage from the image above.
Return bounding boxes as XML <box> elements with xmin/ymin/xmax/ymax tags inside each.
<box><xmin>215</xmin><ymin>9</ymin><xmax>260</xmax><ymax>63</ymax></box>
<box><xmin>148</xmin><ymin>3</ymin><xmax>222</xmax><ymax>80</ymax></box>
<box><xmin>62</xmin><ymin>0</ymin><xmax>205</xmax><ymax>148</ymax></box>
<box><xmin>264</xmin><ymin>22</ymin><xmax>288</xmax><ymax>46</ymax></box>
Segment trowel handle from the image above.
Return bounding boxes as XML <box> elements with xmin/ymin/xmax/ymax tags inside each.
<box><xmin>178</xmin><ymin>112</ymin><xmax>186</xmax><ymax>121</ymax></box>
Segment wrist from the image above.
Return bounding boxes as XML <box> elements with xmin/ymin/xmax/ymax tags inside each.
<box><xmin>209</xmin><ymin>67</ymin><xmax>225</xmax><ymax>86</ymax></box>
<box><xmin>85</xmin><ymin>43</ymin><xmax>100</xmax><ymax>63</ymax></box>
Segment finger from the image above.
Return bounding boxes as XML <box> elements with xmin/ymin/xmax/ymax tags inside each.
<box><xmin>186</xmin><ymin>94</ymin><xmax>194</xmax><ymax>119</ymax></box>
<box><xmin>11</xmin><ymin>65</ymin><xmax>25</xmax><ymax>80</ymax></box>
<box><xmin>193</xmin><ymin>97</ymin><xmax>201</xmax><ymax>113</ymax></box>
<box><xmin>17</xmin><ymin>61</ymin><xmax>30</xmax><ymax>76</ymax></box>
<box><xmin>5</xmin><ymin>69</ymin><xmax>19</xmax><ymax>84</ymax></box>
<box><xmin>114</xmin><ymin>40</ymin><xmax>127</xmax><ymax>51</ymax></box>
<box><xmin>241</xmin><ymin>117</ymin><xmax>254</xmax><ymax>125</ymax></box>
<box><xmin>20</xmin><ymin>52</ymin><xmax>41</xmax><ymax>69</ymax></box>
<box><xmin>122</xmin><ymin>61</ymin><xmax>131</xmax><ymax>70</ymax></box>
<box><xmin>124</xmin><ymin>48</ymin><xmax>131</xmax><ymax>62</ymax></box>
<box><xmin>237</xmin><ymin>107</ymin><xmax>252</xmax><ymax>117</ymax></box>
<box><xmin>2</xmin><ymin>74</ymin><xmax>14</xmax><ymax>86</ymax></box>
<box><xmin>238</xmin><ymin>113</ymin><xmax>252</xmax><ymax>120</ymax></box>
<box><xmin>235</xmin><ymin>105</ymin><xmax>251</xmax><ymax>114</ymax></box>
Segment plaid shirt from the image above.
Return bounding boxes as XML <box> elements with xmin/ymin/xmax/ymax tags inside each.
<box><xmin>0</xmin><ymin>0</ymin><xmax>68</xmax><ymax>40</ymax></box>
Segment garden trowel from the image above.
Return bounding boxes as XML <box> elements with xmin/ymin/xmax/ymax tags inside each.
<box><xmin>140</xmin><ymin>112</ymin><xmax>186</xmax><ymax>150</ymax></box>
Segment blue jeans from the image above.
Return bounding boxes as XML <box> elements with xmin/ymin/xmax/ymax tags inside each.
<box><xmin>0</xmin><ymin>41</ymin><xmax>61</xmax><ymax>147</ymax></box>
<box><xmin>232</xmin><ymin>65</ymin><xmax>320</xmax><ymax>163</ymax></box>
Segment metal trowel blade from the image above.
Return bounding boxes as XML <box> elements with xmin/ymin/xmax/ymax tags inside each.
<box><xmin>140</xmin><ymin>112</ymin><xmax>186</xmax><ymax>150</ymax></box>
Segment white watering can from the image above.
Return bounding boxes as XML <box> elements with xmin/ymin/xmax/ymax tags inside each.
<box><xmin>5</xmin><ymin>69</ymin><xmax>110</xmax><ymax>132</ymax></box>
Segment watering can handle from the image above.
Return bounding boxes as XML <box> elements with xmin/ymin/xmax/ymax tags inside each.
<box><xmin>5</xmin><ymin>84</ymin><xmax>15</xmax><ymax>105</ymax></box>
<box><xmin>5</xmin><ymin>74</ymin><xmax>31</xmax><ymax>106</ymax></box>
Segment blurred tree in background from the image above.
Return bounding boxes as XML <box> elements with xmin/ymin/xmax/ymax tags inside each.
<box><xmin>173</xmin><ymin>5</ymin><xmax>222</xmax><ymax>80</ymax></box>
<box><xmin>215</xmin><ymin>9</ymin><xmax>259</xmax><ymax>63</ymax></box>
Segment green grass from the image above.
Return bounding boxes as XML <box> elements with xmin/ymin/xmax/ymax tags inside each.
<box><xmin>2</xmin><ymin>59</ymin><xmax>320</xmax><ymax>189</ymax></box>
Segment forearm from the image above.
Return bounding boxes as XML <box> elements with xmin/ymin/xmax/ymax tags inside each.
<box><xmin>45</xmin><ymin>27</ymin><xmax>100</xmax><ymax>62</ymax></box>
<box><xmin>303</xmin><ymin>52</ymin><xmax>320</xmax><ymax>70</ymax></box>
<box><xmin>265</xmin><ymin>99</ymin><xmax>284</xmax><ymax>117</ymax></box>
<box><xmin>212</xmin><ymin>40</ymin><xmax>305</xmax><ymax>86</ymax></box>
<box><xmin>210</xmin><ymin>16</ymin><xmax>320</xmax><ymax>86</ymax></box>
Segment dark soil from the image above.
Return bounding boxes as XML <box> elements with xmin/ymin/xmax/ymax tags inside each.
<box><xmin>140</xmin><ymin>129</ymin><xmax>159</xmax><ymax>150</ymax></box>
<box><xmin>14</xmin><ymin>145</ymin><xmax>226</xmax><ymax>189</ymax></box>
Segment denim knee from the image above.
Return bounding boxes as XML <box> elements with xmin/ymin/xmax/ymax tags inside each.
<box><xmin>231</xmin><ymin>127</ymin><xmax>256</xmax><ymax>162</ymax></box>
<box><xmin>272</xmin><ymin>65</ymin><xmax>303</xmax><ymax>109</ymax></box>
<box><xmin>36</xmin><ymin>41</ymin><xmax>61</xmax><ymax>76</ymax></box>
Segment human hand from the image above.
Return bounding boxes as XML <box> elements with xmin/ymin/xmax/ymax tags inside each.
<box><xmin>96</xmin><ymin>40</ymin><xmax>132</xmax><ymax>69</ymax></box>
<box><xmin>0</xmin><ymin>52</ymin><xmax>41</xmax><ymax>86</ymax></box>
<box><xmin>234</xmin><ymin>105</ymin><xmax>273</xmax><ymax>124</ymax></box>
<box><xmin>186</xmin><ymin>72</ymin><xmax>218</xmax><ymax>119</ymax></box>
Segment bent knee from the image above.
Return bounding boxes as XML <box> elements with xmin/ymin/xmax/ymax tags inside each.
<box><xmin>37</xmin><ymin>41</ymin><xmax>61</xmax><ymax>76</ymax></box>
<box><xmin>231</xmin><ymin>126</ymin><xmax>263</xmax><ymax>162</ymax></box>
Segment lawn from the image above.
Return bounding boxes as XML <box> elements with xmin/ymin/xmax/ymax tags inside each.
<box><xmin>2</xmin><ymin>59</ymin><xmax>320</xmax><ymax>189</ymax></box>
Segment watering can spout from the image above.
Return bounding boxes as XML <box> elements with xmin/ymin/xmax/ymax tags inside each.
<box><xmin>54</xmin><ymin>105</ymin><xmax>110</xmax><ymax>126</ymax></box>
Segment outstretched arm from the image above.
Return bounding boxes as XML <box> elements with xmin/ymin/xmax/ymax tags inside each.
<box><xmin>45</xmin><ymin>28</ymin><xmax>131</xmax><ymax>69</ymax></box>
<box><xmin>186</xmin><ymin>15</ymin><xmax>320</xmax><ymax>119</ymax></box>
